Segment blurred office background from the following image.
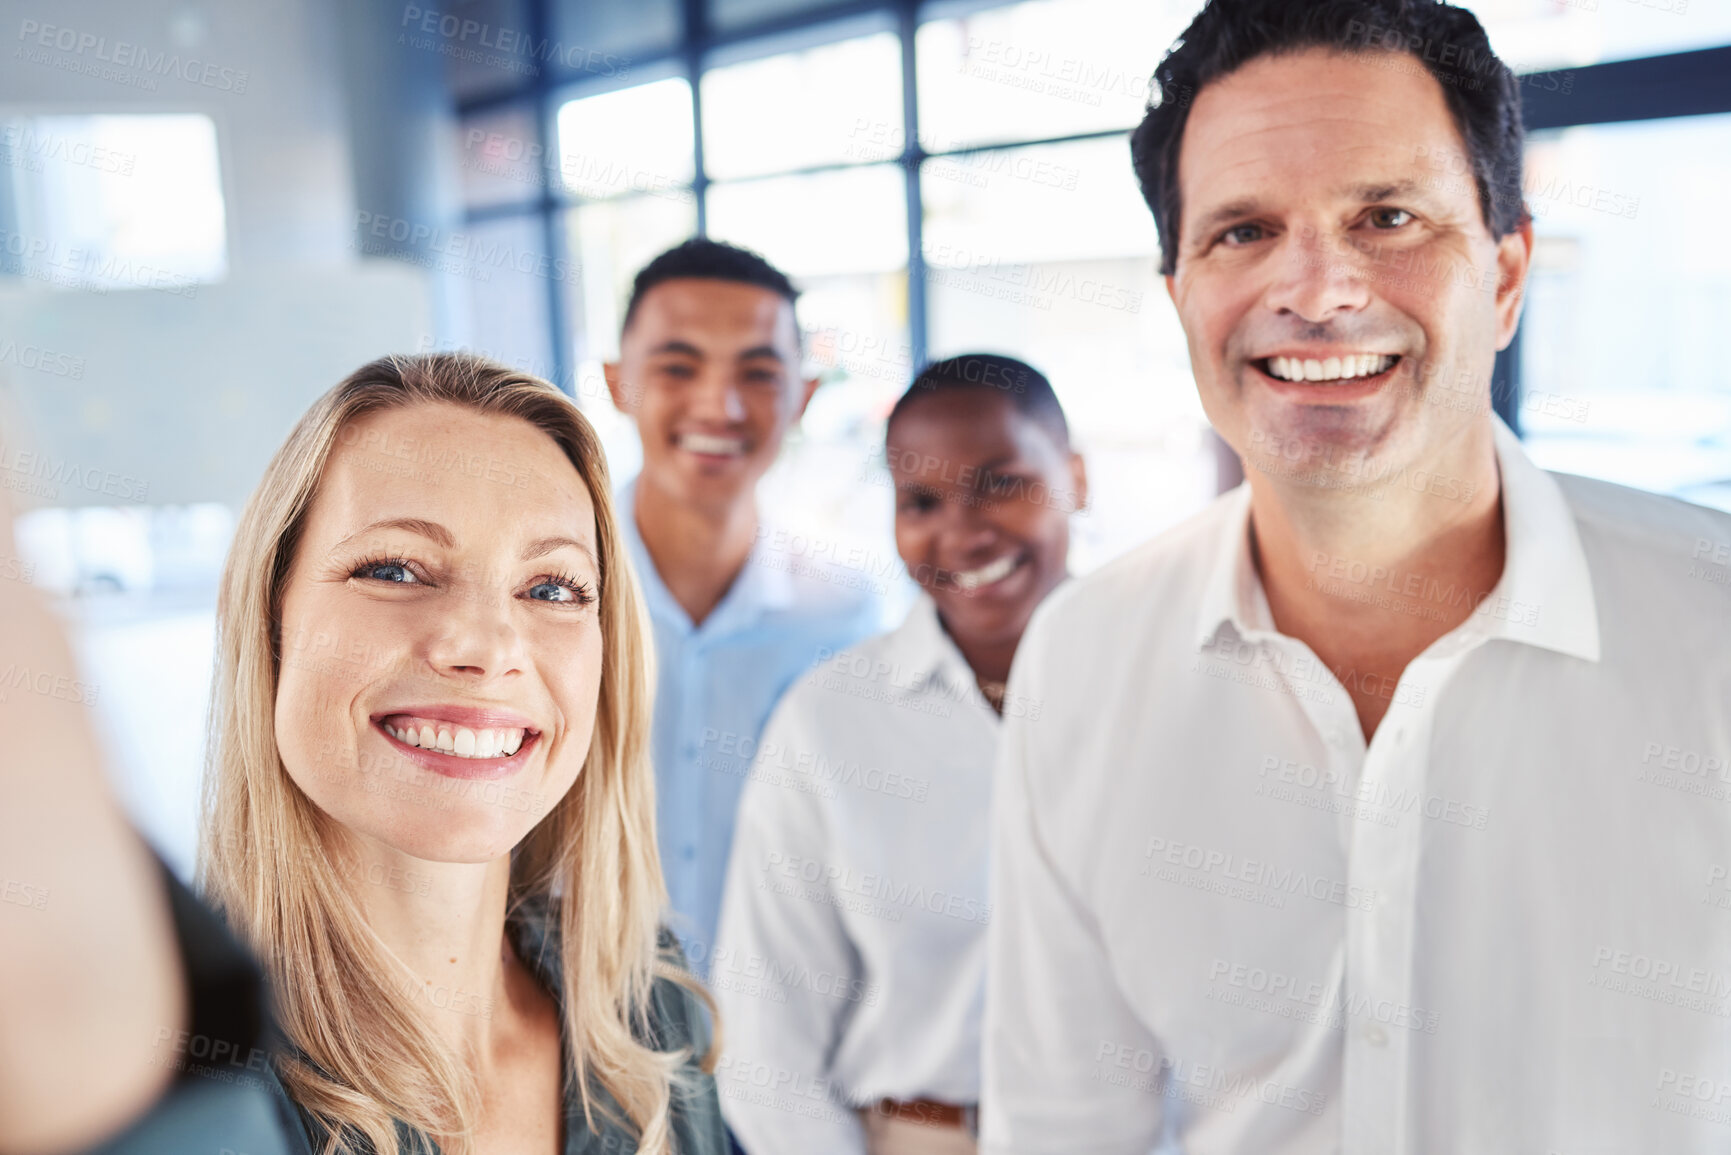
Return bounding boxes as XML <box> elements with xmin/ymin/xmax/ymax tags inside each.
<box><xmin>1</xmin><ymin>0</ymin><xmax>1727</xmax><ymax>874</ymax></box>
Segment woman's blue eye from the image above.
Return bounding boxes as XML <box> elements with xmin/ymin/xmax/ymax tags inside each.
<box><xmin>357</xmin><ymin>561</ymin><xmax>417</xmax><ymax>583</ymax></box>
<box><xmin>527</xmin><ymin>581</ymin><xmax>572</xmax><ymax>602</ymax></box>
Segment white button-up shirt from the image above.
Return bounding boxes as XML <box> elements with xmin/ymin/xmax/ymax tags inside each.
<box><xmin>982</xmin><ymin>419</ymin><xmax>1731</xmax><ymax>1154</ymax></box>
<box><xmin>715</xmin><ymin>595</ymin><xmax>1003</xmax><ymax>1153</ymax></box>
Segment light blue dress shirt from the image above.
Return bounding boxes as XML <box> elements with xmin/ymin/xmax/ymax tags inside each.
<box><xmin>617</xmin><ymin>480</ymin><xmax>889</xmax><ymax>965</ymax></box>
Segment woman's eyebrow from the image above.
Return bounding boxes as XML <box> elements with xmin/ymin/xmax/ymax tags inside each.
<box><xmin>522</xmin><ymin>536</ymin><xmax>598</xmax><ymax>568</ymax></box>
<box><xmin>333</xmin><ymin>516</ymin><xmax>454</xmax><ymax>552</ymax></box>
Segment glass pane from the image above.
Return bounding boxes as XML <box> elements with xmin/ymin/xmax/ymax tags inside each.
<box><xmin>556</xmin><ymin>77</ymin><xmax>695</xmax><ymax>200</ymax></box>
<box><xmin>456</xmin><ymin>214</ymin><xmax>556</xmax><ymax>384</ymax></box>
<box><xmin>566</xmin><ymin>194</ymin><xmax>701</xmax><ymax>364</ymax></box>
<box><xmin>422</xmin><ymin>0</ymin><xmax>535</xmax><ymax>102</ymax></box>
<box><xmin>707</xmin><ymin>163</ymin><xmax>908</xmax><ymax>275</ymax></box>
<box><xmin>707</xmin><ymin>163</ymin><xmax>912</xmax><ymax>605</ymax></box>
<box><xmin>456</xmin><ymin>104</ymin><xmax>544</xmax><ymax>211</ymax></box>
<box><xmin>916</xmin><ymin>0</ymin><xmax>1190</xmax><ymax>152</ymax></box>
<box><xmin>712</xmin><ymin>0</ymin><xmax>856</xmax><ymax>32</ymax></box>
<box><xmin>922</xmin><ymin>135</ymin><xmax>1213</xmax><ymax>572</ymax></box>
<box><xmin>1</xmin><ymin>114</ymin><xmax>226</xmax><ymax>291</ymax></box>
<box><xmin>701</xmin><ymin>32</ymin><xmax>903</xmax><ymax>180</ymax></box>
<box><xmin>564</xmin><ymin>195</ymin><xmax>701</xmax><ymax>478</ymax></box>
<box><xmin>1455</xmin><ymin>0</ymin><xmax>1731</xmax><ymax>71</ymax></box>
<box><xmin>554</xmin><ymin>0</ymin><xmax>681</xmax><ymax>68</ymax></box>
<box><xmin>1517</xmin><ymin>113</ymin><xmax>1731</xmax><ymax>512</ymax></box>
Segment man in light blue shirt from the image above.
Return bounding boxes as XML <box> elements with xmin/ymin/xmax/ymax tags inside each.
<box><xmin>604</xmin><ymin>239</ymin><xmax>884</xmax><ymax>964</ymax></box>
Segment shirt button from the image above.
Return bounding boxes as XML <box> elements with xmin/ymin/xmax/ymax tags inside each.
<box><xmin>1364</xmin><ymin>1023</ymin><xmax>1388</xmax><ymax>1047</ymax></box>
<box><xmin>682</xmin><ymin>845</ymin><xmax>697</xmax><ymax>862</ymax></box>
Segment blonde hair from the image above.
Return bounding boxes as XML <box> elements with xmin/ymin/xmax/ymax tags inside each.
<box><xmin>199</xmin><ymin>353</ymin><xmax>713</xmax><ymax>1155</ymax></box>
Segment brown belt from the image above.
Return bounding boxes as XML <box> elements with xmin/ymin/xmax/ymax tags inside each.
<box><xmin>871</xmin><ymin>1097</ymin><xmax>978</xmax><ymax>1131</ymax></box>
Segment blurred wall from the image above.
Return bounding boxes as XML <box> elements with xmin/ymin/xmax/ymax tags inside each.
<box><xmin>0</xmin><ymin>0</ymin><xmax>446</xmax><ymax>509</ymax></box>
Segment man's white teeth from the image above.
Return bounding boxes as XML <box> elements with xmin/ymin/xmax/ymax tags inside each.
<box><xmin>384</xmin><ymin>720</ymin><xmax>526</xmax><ymax>759</ymax></box>
<box><xmin>680</xmin><ymin>432</ymin><xmax>746</xmax><ymax>455</ymax></box>
<box><xmin>1266</xmin><ymin>354</ymin><xmax>1396</xmax><ymax>382</ymax></box>
<box><xmin>955</xmin><ymin>553</ymin><xmax>1021</xmax><ymax>591</ymax></box>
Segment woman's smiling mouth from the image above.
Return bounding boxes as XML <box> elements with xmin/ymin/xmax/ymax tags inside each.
<box><xmin>371</xmin><ymin>708</ymin><xmax>543</xmax><ymax>779</ymax></box>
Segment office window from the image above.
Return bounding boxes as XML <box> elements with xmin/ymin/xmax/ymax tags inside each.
<box><xmin>923</xmin><ymin>134</ymin><xmax>1211</xmax><ymax>567</ymax></box>
<box><xmin>455</xmin><ymin>0</ymin><xmax>1731</xmax><ymax>571</ymax></box>
<box><xmin>1</xmin><ymin>113</ymin><xmax>226</xmax><ymax>291</ymax></box>
<box><xmin>460</xmin><ymin>215</ymin><xmax>558</xmax><ymax>380</ymax></box>
<box><xmin>456</xmin><ymin>104</ymin><xmax>544</xmax><ymax>211</ymax></box>
<box><xmin>554</xmin><ymin>74</ymin><xmax>702</xmax><ymax>468</ymax></box>
<box><xmin>1459</xmin><ymin>0</ymin><xmax>1731</xmax><ymax>70</ymax></box>
<box><xmin>1517</xmin><ymin>113</ymin><xmax>1731</xmax><ymax>511</ymax></box>
<box><xmin>554</xmin><ymin>0</ymin><xmax>682</xmax><ymax>68</ymax></box>
<box><xmin>701</xmin><ymin>31</ymin><xmax>904</xmax><ymax>180</ymax></box>
<box><xmin>563</xmin><ymin>193</ymin><xmax>700</xmax><ymax>479</ymax></box>
<box><xmin>434</xmin><ymin>0</ymin><xmax>537</xmax><ymax>102</ymax></box>
<box><xmin>915</xmin><ymin>0</ymin><xmax>1184</xmax><ymax>151</ymax></box>
<box><xmin>556</xmin><ymin>75</ymin><xmax>696</xmax><ymax>198</ymax></box>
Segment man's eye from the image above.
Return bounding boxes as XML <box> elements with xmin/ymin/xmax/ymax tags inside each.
<box><xmin>353</xmin><ymin>559</ymin><xmax>419</xmax><ymax>584</ymax></box>
<box><xmin>1368</xmin><ymin>208</ymin><xmax>1414</xmax><ymax>229</ymax></box>
<box><xmin>1221</xmin><ymin>223</ymin><xmax>1266</xmax><ymax>246</ymax></box>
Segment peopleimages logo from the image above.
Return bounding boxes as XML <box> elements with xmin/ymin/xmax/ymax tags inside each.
<box><xmin>16</xmin><ymin>20</ymin><xmax>249</xmax><ymax>92</ymax></box>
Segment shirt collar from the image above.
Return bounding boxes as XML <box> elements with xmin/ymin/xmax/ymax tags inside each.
<box><xmin>615</xmin><ymin>477</ymin><xmax>795</xmax><ymax>637</ymax></box>
<box><xmin>885</xmin><ymin>593</ymin><xmax>978</xmax><ymax>697</ymax></box>
<box><xmin>1195</xmin><ymin>416</ymin><xmax>1600</xmax><ymax>663</ymax></box>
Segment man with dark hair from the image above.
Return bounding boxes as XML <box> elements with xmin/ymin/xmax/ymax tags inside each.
<box><xmin>982</xmin><ymin>1</ymin><xmax>1731</xmax><ymax>1151</ymax></box>
<box><xmin>603</xmin><ymin>237</ymin><xmax>885</xmax><ymax>968</ymax></box>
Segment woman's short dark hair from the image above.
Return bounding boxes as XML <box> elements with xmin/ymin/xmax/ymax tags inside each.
<box><xmin>1130</xmin><ymin>0</ymin><xmax>1527</xmax><ymax>275</ymax></box>
<box><xmin>887</xmin><ymin>353</ymin><xmax>1070</xmax><ymax>450</ymax></box>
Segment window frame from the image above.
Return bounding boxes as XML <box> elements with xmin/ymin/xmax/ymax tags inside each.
<box><xmin>452</xmin><ymin>0</ymin><xmax>1731</xmax><ymax>440</ymax></box>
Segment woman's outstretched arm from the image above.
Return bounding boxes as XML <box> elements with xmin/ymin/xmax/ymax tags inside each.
<box><xmin>0</xmin><ymin>487</ymin><xmax>187</xmax><ymax>1155</ymax></box>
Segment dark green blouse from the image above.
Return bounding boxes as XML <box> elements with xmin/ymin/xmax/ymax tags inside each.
<box><xmin>84</xmin><ymin>863</ymin><xmax>726</xmax><ymax>1155</ymax></box>
<box><xmin>267</xmin><ymin>897</ymin><xmax>729</xmax><ymax>1155</ymax></box>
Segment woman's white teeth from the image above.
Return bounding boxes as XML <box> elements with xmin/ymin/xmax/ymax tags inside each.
<box><xmin>384</xmin><ymin>720</ymin><xmax>527</xmax><ymax>759</ymax></box>
<box><xmin>680</xmin><ymin>432</ymin><xmax>745</xmax><ymax>455</ymax></box>
<box><xmin>955</xmin><ymin>553</ymin><xmax>1021</xmax><ymax>591</ymax></box>
<box><xmin>1267</xmin><ymin>354</ymin><xmax>1395</xmax><ymax>382</ymax></box>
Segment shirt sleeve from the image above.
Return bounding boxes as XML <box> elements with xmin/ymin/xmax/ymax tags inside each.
<box><xmin>980</xmin><ymin>636</ymin><xmax>1166</xmax><ymax>1154</ymax></box>
<box><xmin>712</xmin><ymin>699</ymin><xmax>869</xmax><ymax>1155</ymax></box>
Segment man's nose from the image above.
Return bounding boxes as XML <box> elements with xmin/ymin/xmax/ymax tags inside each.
<box><xmin>1262</xmin><ymin>225</ymin><xmax>1373</xmax><ymax>324</ymax></box>
<box><xmin>687</xmin><ymin>366</ymin><xmax>747</xmax><ymax>424</ymax></box>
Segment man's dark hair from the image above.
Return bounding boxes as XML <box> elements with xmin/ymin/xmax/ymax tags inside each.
<box><xmin>621</xmin><ymin>237</ymin><xmax>800</xmax><ymax>331</ymax></box>
<box><xmin>1130</xmin><ymin>0</ymin><xmax>1527</xmax><ymax>276</ymax></box>
<box><xmin>887</xmin><ymin>353</ymin><xmax>1070</xmax><ymax>450</ymax></box>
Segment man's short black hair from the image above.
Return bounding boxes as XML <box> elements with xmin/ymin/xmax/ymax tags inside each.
<box><xmin>887</xmin><ymin>353</ymin><xmax>1071</xmax><ymax>450</ymax></box>
<box><xmin>621</xmin><ymin>237</ymin><xmax>800</xmax><ymax>331</ymax></box>
<box><xmin>1131</xmin><ymin>0</ymin><xmax>1527</xmax><ymax>276</ymax></box>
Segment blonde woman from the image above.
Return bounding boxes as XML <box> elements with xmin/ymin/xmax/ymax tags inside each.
<box><xmin>199</xmin><ymin>353</ymin><xmax>726</xmax><ymax>1155</ymax></box>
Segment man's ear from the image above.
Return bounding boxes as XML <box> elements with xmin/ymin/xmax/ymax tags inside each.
<box><xmin>602</xmin><ymin>360</ymin><xmax>634</xmax><ymax>415</ymax></box>
<box><xmin>793</xmin><ymin>375</ymin><xmax>821</xmax><ymax>421</ymax></box>
<box><xmin>1493</xmin><ymin>217</ymin><xmax>1535</xmax><ymax>351</ymax></box>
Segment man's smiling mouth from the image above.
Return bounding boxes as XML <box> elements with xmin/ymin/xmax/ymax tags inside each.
<box><xmin>1257</xmin><ymin>354</ymin><xmax>1400</xmax><ymax>383</ymax></box>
